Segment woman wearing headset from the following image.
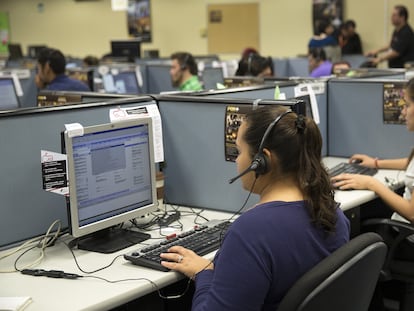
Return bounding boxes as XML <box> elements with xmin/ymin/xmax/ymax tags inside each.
<box><xmin>161</xmin><ymin>106</ymin><xmax>350</xmax><ymax>310</ymax></box>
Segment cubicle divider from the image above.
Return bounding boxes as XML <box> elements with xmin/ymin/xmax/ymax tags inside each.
<box><xmin>195</xmin><ymin>82</ymin><xmax>329</xmax><ymax>156</ymax></box>
<box><xmin>157</xmin><ymin>95</ymin><xmax>305</xmax><ymax>214</ymax></box>
<box><xmin>328</xmin><ymin>79</ymin><xmax>410</xmax><ymax>158</ymax></box>
<box><xmin>0</xmin><ymin>96</ymin><xmax>157</xmax><ymax>249</ymax></box>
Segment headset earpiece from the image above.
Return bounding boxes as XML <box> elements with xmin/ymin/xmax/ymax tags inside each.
<box><xmin>181</xmin><ymin>53</ymin><xmax>190</xmax><ymax>70</ymax></box>
<box><xmin>251</xmin><ymin>152</ymin><xmax>269</xmax><ymax>176</ymax></box>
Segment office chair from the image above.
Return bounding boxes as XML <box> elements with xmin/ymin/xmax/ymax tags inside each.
<box><xmin>277</xmin><ymin>232</ymin><xmax>387</xmax><ymax>311</ymax></box>
<box><xmin>363</xmin><ymin>218</ymin><xmax>414</xmax><ymax>311</ymax></box>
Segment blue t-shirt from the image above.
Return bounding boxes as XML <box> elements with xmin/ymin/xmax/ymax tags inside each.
<box><xmin>310</xmin><ymin>61</ymin><xmax>333</xmax><ymax>78</ymax></box>
<box><xmin>192</xmin><ymin>201</ymin><xmax>350</xmax><ymax>311</ymax></box>
<box><xmin>46</xmin><ymin>74</ymin><xmax>90</xmax><ymax>92</ymax></box>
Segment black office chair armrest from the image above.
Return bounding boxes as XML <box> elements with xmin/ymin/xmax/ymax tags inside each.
<box><xmin>362</xmin><ymin>218</ymin><xmax>414</xmax><ymax>280</ymax></box>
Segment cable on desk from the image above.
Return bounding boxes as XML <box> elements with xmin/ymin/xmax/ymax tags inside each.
<box><xmin>0</xmin><ymin>219</ymin><xmax>62</xmax><ymax>273</ymax></box>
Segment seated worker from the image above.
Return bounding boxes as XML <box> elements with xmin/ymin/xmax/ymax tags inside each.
<box><xmin>170</xmin><ymin>52</ymin><xmax>203</xmax><ymax>91</ymax></box>
<box><xmin>331</xmin><ymin>78</ymin><xmax>414</xmax><ymax>225</ymax></box>
<box><xmin>82</xmin><ymin>55</ymin><xmax>100</xmax><ymax>67</ymax></box>
<box><xmin>160</xmin><ymin>106</ymin><xmax>350</xmax><ymax>310</ymax></box>
<box><xmin>308</xmin><ymin>47</ymin><xmax>333</xmax><ymax>78</ymax></box>
<box><xmin>35</xmin><ymin>48</ymin><xmax>90</xmax><ymax>92</ymax></box>
<box><xmin>331</xmin><ymin>60</ymin><xmax>351</xmax><ymax>76</ymax></box>
<box><xmin>331</xmin><ymin>77</ymin><xmax>414</xmax><ymax>310</ymax></box>
<box><xmin>235</xmin><ymin>53</ymin><xmax>274</xmax><ymax>77</ymax></box>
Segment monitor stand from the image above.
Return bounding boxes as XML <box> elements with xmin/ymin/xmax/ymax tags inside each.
<box><xmin>76</xmin><ymin>227</ymin><xmax>150</xmax><ymax>254</ymax></box>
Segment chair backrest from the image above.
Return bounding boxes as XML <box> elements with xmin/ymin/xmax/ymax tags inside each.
<box><xmin>277</xmin><ymin>232</ymin><xmax>387</xmax><ymax>311</ymax></box>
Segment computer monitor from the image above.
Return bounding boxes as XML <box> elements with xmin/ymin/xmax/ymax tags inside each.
<box><xmin>0</xmin><ymin>77</ymin><xmax>20</xmax><ymax>110</ymax></box>
<box><xmin>8</xmin><ymin>43</ymin><xmax>24</xmax><ymax>60</ymax></box>
<box><xmin>63</xmin><ymin>118</ymin><xmax>157</xmax><ymax>253</ymax></box>
<box><xmin>202</xmin><ymin>67</ymin><xmax>224</xmax><ymax>90</ymax></box>
<box><xmin>110</xmin><ymin>40</ymin><xmax>141</xmax><ymax>62</ymax></box>
<box><xmin>27</xmin><ymin>45</ymin><xmax>47</xmax><ymax>59</ymax></box>
<box><xmin>102</xmin><ymin>70</ymin><xmax>140</xmax><ymax>94</ymax></box>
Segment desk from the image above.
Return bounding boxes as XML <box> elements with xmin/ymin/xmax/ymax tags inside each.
<box><xmin>0</xmin><ymin>207</ymin><xmax>233</xmax><ymax>311</ymax></box>
<box><xmin>324</xmin><ymin>157</ymin><xmax>404</xmax><ymax>211</ymax></box>
<box><xmin>325</xmin><ymin>157</ymin><xmax>404</xmax><ymax>237</ymax></box>
<box><xmin>0</xmin><ymin>159</ymin><xmax>405</xmax><ymax>310</ymax></box>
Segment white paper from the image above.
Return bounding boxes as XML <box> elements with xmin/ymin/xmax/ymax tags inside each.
<box><xmin>41</xmin><ymin>150</ymin><xmax>69</xmax><ymax>196</ymax></box>
<box><xmin>11</xmin><ymin>73</ymin><xmax>23</xmax><ymax>97</ymax></box>
<box><xmin>0</xmin><ymin>296</ymin><xmax>32</xmax><ymax>310</ymax></box>
<box><xmin>109</xmin><ymin>105</ymin><xmax>164</xmax><ymax>163</ymax></box>
<box><xmin>111</xmin><ymin>0</ymin><xmax>128</xmax><ymax>11</ymax></box>
<box><xmin>294</xmin><ymin>83</ymin><xmax>321</xmax><ymax>124</ymax></box>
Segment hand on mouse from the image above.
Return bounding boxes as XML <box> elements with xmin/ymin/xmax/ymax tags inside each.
<box><xmin>349</xmin><ymin>154</ymin><xmax>377</xmax><ymax>168</ymax></box>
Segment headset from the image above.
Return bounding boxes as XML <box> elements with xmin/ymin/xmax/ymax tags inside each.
<box><xmin>246</xmin><ymin>53</ymin><xmax>254</xmax><ymax>75</ymax></box>
<box><xmin>180</xmin><ymin>53</ymin><xmax>190</xmax><ymax>70</ymax></box>
<box><xmin>228</xmin><ymin>109</ymin><xmax>293</xmax><ymax>184</ymax></box>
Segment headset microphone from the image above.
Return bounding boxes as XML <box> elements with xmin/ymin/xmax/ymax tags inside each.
<box><xmin>228</xmin><ymin>160</ymin><xmax>259</xmax><ymax>184</ymax></box>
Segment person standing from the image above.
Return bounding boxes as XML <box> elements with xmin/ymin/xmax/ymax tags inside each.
<box><xmin>339</xmin><ymin>20</ymin><xmax>363</xmax><ymax>55</ymax></box>
<box><xmin>367</xmin><ymin>5</ymin><xmax>414</xmax><ymax>68</ymax></box>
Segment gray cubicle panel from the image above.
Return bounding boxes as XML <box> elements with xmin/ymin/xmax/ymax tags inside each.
<box><xmin>287</xmin><ymin>57</ymin><xmax>309</xmax><ymax>77</ymax></box>
<box><xmin>328</xmin><ymin>79</ymin><xmax>411</xmax><ymax>158</ymax></box>
<box><xmin>19</xmin><ymin>69</ymin><xmax>38</xmax><ymax>108</ymax></box>
<box><xmin>158</xmin><ymin>95</ymin><xmax>305</xmax><ymax>213</ymax></box>
<box><xmin>0</xmin><ymin>96</ymin><xmax>157</xmax><ymax>249</ymax></box>
<box><xmin>272</xmin><ymin>58</ymin><xmax>289</xmax><ymax>77</ymax></box>
<box><xmin>146</xmin><ymin>64</ymin><xmax>177</xmax><ymax>94</ymax></box>
<box><xmin>195</xmin><ymin>83</ymin><xmax>329</xmax><ymax>156</ymax></box>
<box><xmin>341</xmin><ymin>54</ymin><xmax>368</xmax><ymax>68</ymax></box>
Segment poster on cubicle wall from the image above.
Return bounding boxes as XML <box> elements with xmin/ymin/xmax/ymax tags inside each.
<box><xmin>225</xmin><ymin>105</ymin><xmax>251</xmax><ymax>162</ymax></box>
<box><xmin>383</xmin><ymin>82</ymin><xmax>406</xmax><ymax>125</ymax></box>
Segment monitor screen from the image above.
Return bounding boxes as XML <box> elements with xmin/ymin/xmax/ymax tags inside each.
<box><xmin>0</xmin><ymin>77</ymin><xmax>20</xmax><ymax>110</ymax></box>
<box><xmin>102</xmin><ymin>71</ymin><xmax>140</xmax><ymax>94</ymax></box>
<box><xmin>8</xmin><ymin>43</ymin><xmax>23</xmax><ymax>60</ymax></box>
<box><xmin>111</xmin><ymin>40</ymin><xmax>141</xmax><ymax>61</ymax></box>
<box><xmin>64</xmin><ymin>118</ymin><xmax>157</xmax><ymax>253</ymax></box>
<box><xmin>27</xmin><ymin>45</ymin><xmax>47</xmax><ymax>59</ymax></box>
<box><xmin>202</xmin><ymin>67</ymin><xmax>224</xmax><ymax>90</ymax></box>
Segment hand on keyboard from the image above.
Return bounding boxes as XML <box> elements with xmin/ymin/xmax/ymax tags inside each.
<box><xmin>160</xmin><ymin>245</ymin><xmax>214</xmax><ymax>278</ymax></box>
<box><xmin>331</xmin><ymin>172</ymin><xmax>378</xmax><ymax>191</ymax></box>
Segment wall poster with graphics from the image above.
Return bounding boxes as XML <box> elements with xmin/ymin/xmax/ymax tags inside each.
<box><xmin>312</xmin><ymin>0</ymin><xmax>343</xmax><ymax>34</ymax></box>
<box><xmin>383</xmin><ymin>82</ymin><xmax>406</xmax><ymax>124</ymax></box>
<box><xmin>0</xmin><ymin>12</ymin><xmax>10</xmax><ymax>56</ymax></box>
<box><xmin>127</xmin><ymin>0</ymin><xmax>151</xmax><ymax>42</ymax></box>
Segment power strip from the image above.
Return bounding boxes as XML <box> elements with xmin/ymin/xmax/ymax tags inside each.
<box><xmin>157</xmin><ymin>211</ymin><xmax>181</xmax><ymax>227</ymax></box>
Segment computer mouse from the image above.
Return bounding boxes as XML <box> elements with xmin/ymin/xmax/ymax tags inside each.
<box><xmin>351</xmin><ymin>159</ymin><xmax>362</xmax><ymax>164</ymax></box>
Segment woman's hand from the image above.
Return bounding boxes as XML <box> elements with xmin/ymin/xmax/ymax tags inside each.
<box><xmin>331</xmin><ymin>173</ymin><xmax>376</xmax><ymax>190</ymax></box>
<box><xmin>349</xmin><ymin>154</ymin><xmax>377</xmax><ymax>168</ymax></box>
<box><xmin>160</xmin><ymin>246</ymin><xmax>214</xmax><ymax>278</ymax></box>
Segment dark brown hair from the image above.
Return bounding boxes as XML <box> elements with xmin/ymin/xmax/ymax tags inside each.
<box><xmin>243</xmin><ymin>106</ymin><xmax>337</xmax><ymax>232</ymax></box>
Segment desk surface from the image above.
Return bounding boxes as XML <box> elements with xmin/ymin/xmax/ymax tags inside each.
<box><xmin>324</xmin><ymin>157</ymin><xmax>404</xmax><ymax>211</ymax></box>
<box><xmin>0</xmin><ymin>157</ymin><xmax>404</xmax><ymax>310</ymax></box>
<box><xmin>0</xmin><ymin>207</ymin><xmax>232</xmax><ymax>311</ymax></box>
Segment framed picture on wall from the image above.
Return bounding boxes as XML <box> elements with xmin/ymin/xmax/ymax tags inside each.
<box><xmin>312</xmin><ymin>0</ymin><xmax>343</xmax><ymax>34</ymax></box>
<box><xmin>127</xmin><ymin>0</ymin><xmax>152</xmax><ymax>42</ymax></box>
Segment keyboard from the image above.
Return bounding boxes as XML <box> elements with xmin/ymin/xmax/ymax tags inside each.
<box><xmin>124</xmin><ymin>220</ymin><xmax>232</xmax><ymax>271</ymax></box>
<box><xmin>328</xmin><ymin>162</ymin><xmax>378</xmax><ymax>177</ymax></box>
